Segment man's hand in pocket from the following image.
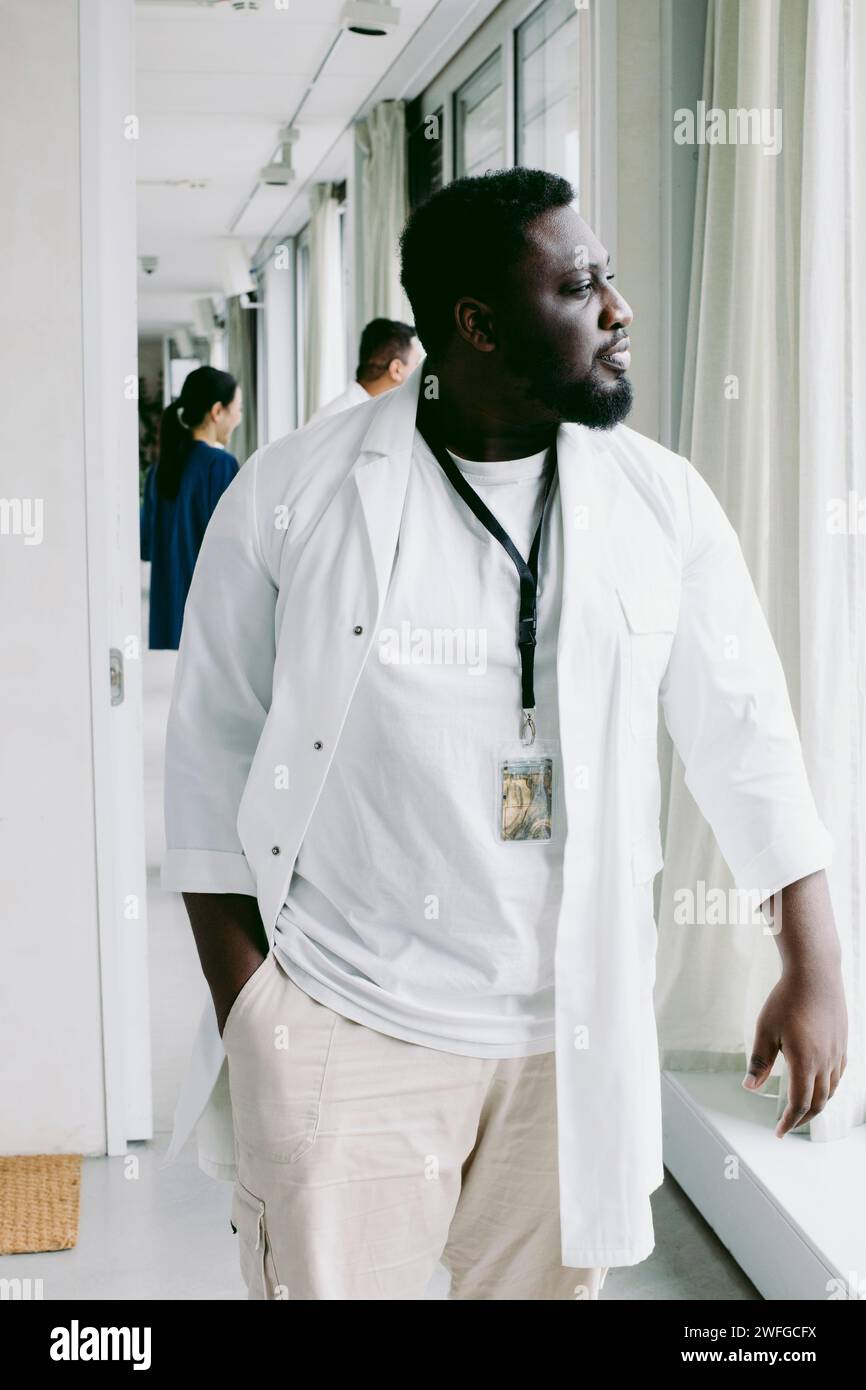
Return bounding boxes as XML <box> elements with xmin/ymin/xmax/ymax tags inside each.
<box><xmin>214</xmin><ymin>954</ymin><xmax>268</xmax><ymax>1038</ymax></box>
<box><xmin>181</xmin><ymin>891</ymin><xmax>270</xmax><ymax>1039</ymax></box>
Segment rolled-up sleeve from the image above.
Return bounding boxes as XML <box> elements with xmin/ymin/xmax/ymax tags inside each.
<box><xmin>160</xmin><ymin>451</ymin><xmax>276</xmax><ymax>896</ymax></box>
<box><xmin>660</xmin><ymin>459</ymin><xmax>833</xmax><ymax>900</ymax></box>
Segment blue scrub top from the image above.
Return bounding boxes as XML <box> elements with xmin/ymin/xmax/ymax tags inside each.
<box><xmin>140</xmin><ymin>440</ymin><xmax>239</xmax><ymax>650</ymax></box>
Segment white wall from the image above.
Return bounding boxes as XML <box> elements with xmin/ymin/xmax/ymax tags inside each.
<box><xmin>0</xmin><ymin>0</ymin><xmax>104</xmax><ymax>1153</ymax></box>
<box><xmin>262</xmin><ymin>246</ymin><xmax>297</xmax><ymax>442</ymax></box>
<box><xmin>0</xmin><ymin>0</ymin><xmax>146</xmax><ymax>1155</ymax></box>
<box><xmin>79</xmin><ymin>0</ymin><xmax>151</xmax><ymax>1149</ymax></box>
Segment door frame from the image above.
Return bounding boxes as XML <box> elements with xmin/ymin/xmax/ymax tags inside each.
<box><xmin>79</xmin><ymin>0</ymin><xmax>152</xmax><ymax>1154</ymax></box>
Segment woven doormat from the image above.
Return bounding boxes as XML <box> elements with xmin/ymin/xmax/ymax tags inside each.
<box><xmin>0</xmin><ymin>1155</ymin><xmax>82</xmax><ymax>1254</ymax></box>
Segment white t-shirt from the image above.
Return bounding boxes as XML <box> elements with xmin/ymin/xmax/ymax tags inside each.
<box><xmin>272</xmin><ymin>428</ymin><xmax>565</xmax><ymax>1056</ymax></box>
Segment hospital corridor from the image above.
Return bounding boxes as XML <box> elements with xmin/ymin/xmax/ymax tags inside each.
<box><xmin>1</xmin><ymin>0</ymin><xmax>865</xmax><ymax>1338</ymax></box>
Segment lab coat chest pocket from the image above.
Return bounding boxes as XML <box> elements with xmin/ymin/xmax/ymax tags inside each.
<box><xmin>615</xmin><ymin>580</ymin><xmax>679</xmax><ymax>742</ymax></box>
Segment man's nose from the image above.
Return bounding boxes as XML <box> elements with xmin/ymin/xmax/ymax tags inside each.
<box><xmin>600</xmin><ymin>286</ymin><xmax>633</xmax><ymax>330</ymax></box>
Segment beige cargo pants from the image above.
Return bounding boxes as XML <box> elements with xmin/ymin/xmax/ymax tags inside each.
<box><xmin>223</xmin><ymin>948</ymin><xmax>610</xmax><ymax>1301</ymax></box>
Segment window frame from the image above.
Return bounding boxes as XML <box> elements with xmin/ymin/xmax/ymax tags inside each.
<box><xmin>513</xmin><ymin>0</ymin><xmax>582</xmax><ymax>181</ymax></box>
<box><xmin>293</xmin><ymin>221</ymin><xmax>311</xmax><ymax>427</ymax></box>
<box><xmin>406</xmin><ymin>96</ymin><xmax>445</xmax><ymax>209</ymax></box>
<box><xmin>453</xmin><ymin>48</ymin><xmax>506</xmax><ymax>179</ymax></box>
<box><xmin>416</xmin><ymin>0</ymin><xmax>613</xmax><ymax>254</ymax></box>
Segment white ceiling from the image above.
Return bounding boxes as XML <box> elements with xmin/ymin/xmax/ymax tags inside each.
<box><xmin>135</xmin><ymin>0</ymin><xmax>443</xmax><ymax>337</ymax></box>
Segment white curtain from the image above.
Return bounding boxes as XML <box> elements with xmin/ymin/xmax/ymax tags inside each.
<box><xmin>656</xmin><ymin>0</ymin><xmax>866</xmax><ymax>1143</ymax></box>
<box><xmin>355</xmin><ymin>99</ymin><xmax>413</xmax><ymax>326</ymax></box>
<box><xmin>304</xmin><ymin>182</ymin><xmax>346</xmax><ymax>422</ymax></box>
<box><xmin>797</xmin><ymin>0</ymin><xmax>866</xmax><ymax>1139</ymax></box>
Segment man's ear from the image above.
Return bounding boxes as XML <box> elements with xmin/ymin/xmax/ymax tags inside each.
<box><xmin>454</xmin><ymin>297</ymin><xmax>497</xmax><ymax>353</ymax></box>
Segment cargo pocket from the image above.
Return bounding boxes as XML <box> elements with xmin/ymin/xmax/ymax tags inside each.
<box><xmin>231</xmin><ymin>1178</ymin><xmax>282</xmax><ymax>1300</ymax></box>
<box><xmin>227</xmin><ymin>976</ymin><xmax>340</xmax><ymax>1164</ymax></box>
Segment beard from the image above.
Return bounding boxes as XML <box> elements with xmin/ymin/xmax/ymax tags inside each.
<box><xmin>551</xmin><ymin>367</ymin><xmax>633</xmax><ymax>429</ymax></box>
<box><xmin>503</xmin><ymin>339</ymin><xmax>634</xmax><ymax>430</ymax></box>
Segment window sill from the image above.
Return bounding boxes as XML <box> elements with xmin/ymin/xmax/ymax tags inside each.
<box><xmin>662</xmin><ymin>1069</ymin><xmax>866</xmax><ymax>1300</ymax></box>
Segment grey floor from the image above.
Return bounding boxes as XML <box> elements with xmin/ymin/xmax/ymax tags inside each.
<box><xmin>1</xmin><ymin>1143</ymin><xmax>759</xmax><ymax>1300</ymax></box>
<box><xmin>0</xmin><ymin>581</ymin><xmax>760</xmax><ymax>1301</ymax></box>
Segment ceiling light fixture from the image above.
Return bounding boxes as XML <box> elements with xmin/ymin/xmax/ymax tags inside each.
<box><xmin>339</xmin><ymin>0</ymin><xmax>400</xmax><ymax>37</ymax></box>
<box><xmin>229</xmin><ymin>23</ymin><xmax>346</xmax><ymax>234</ymax></box>
<box><xmin>259</xmin><ymin>125</ymin><xmax>299</xmax><ymax>186</ymax></box>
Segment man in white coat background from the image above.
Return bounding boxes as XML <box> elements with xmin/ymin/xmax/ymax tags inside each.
<box><xmin>160</xmin><ymin>168</ymin><xmax>845</xmax><ymax>1301</ymax></box>
<box><xmin>306</xmin><ymin>317</ymin><xmax>422</xmax><ymax>424</ymax></box>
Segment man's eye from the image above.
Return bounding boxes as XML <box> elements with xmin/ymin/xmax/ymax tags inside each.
<box><xmin>570</xmin><ymin>282</ymin><xmax>593</xmax><ymax>295</ymax></box>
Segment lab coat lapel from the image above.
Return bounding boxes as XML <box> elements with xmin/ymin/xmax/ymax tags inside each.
<box><xmin>554</xmin><ymin>421</ymin><xmax>661</xmax><ymax>1262</ymax></box>
<box><xmin>162</xmin><ymin>373</ymin><xmax>424</xmax><ymax>1171</ymax></box>
<box><xmin>554</xmin><ymin>420</ymin><xmax>622</xmax><ymax>769</ymax></box>
<box><xmin>554</xmin><ymin>419</ymin><xmax>626</xmax><ymax>948</ymax></box>
<box><xmin>244</xmin><ymin>369</ymin><xmax>424</xmax><ymax>942</ymax></box>
<box><xmin>353</xmin><ymin>363</ymin><xmax>425</xmax><ymax>611</ymax></box>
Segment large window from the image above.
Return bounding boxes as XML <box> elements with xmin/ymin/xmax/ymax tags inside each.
<box><xmin>454</xmin><ymin>52</ymin><xmax>505</xmax><ymax>178</ymax></box>
<box><xmin>516</xmin><ymin>0</ymin><xmax>580</xmax><ymax>187</ymax></box>
<box><xmin>407</xmin><ymin>97</ymin><xmax>444</xmax><ymax>209</ymax></box>
<box><xmin>412</xmin><ymin>0</ymin><xmax>606</xmax><ymax>233</ymax></box>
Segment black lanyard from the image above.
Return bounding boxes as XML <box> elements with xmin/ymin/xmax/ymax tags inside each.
<box><xmin>417</xmin><ymin>418</ymin><xmax>558</xmax><ymax>746</ymax></box>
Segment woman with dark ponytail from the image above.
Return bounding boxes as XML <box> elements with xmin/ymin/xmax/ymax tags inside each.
<box><xmin>140</xmin><ymin>366</ymin><xmax>242</xmax><ymax>649</ymax></box>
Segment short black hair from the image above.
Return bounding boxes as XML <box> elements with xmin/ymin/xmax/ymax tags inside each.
<box><xmin>357</xmin><ymin>318</ymin><xmax>417</xmax><ymax>382</ymax></box>
<box><xmin>399</xmin><ymin>168</ymin><xmax>575</xmax><ymax>358</ymax></box>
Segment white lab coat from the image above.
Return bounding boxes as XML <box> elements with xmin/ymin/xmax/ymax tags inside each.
<box><xmin>159</xmin><ymin>362</ymin><xmax>832</xmax><ymax>1267</ymax></box>
<box><xmin>306</xmin><ymin>378</ymin><xmax>370</xmax><ymax>424</ymax></box>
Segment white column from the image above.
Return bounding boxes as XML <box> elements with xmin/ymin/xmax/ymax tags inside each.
<box><xmin>0</xmin><ymin>0</ymin><xmax>149</xmax><ymax>1157</ymax></box>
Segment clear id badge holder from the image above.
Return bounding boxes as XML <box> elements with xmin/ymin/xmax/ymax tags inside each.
<box><xmin>494</xmin><ymin>738</ymin><xmax>562</xmax><ymax>845</ymax></box>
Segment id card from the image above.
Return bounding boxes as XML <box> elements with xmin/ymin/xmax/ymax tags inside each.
<box><xmin>497</xmin><ymin>748</ymin><xmax>556</xmax><ymax>843</ymax></box>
